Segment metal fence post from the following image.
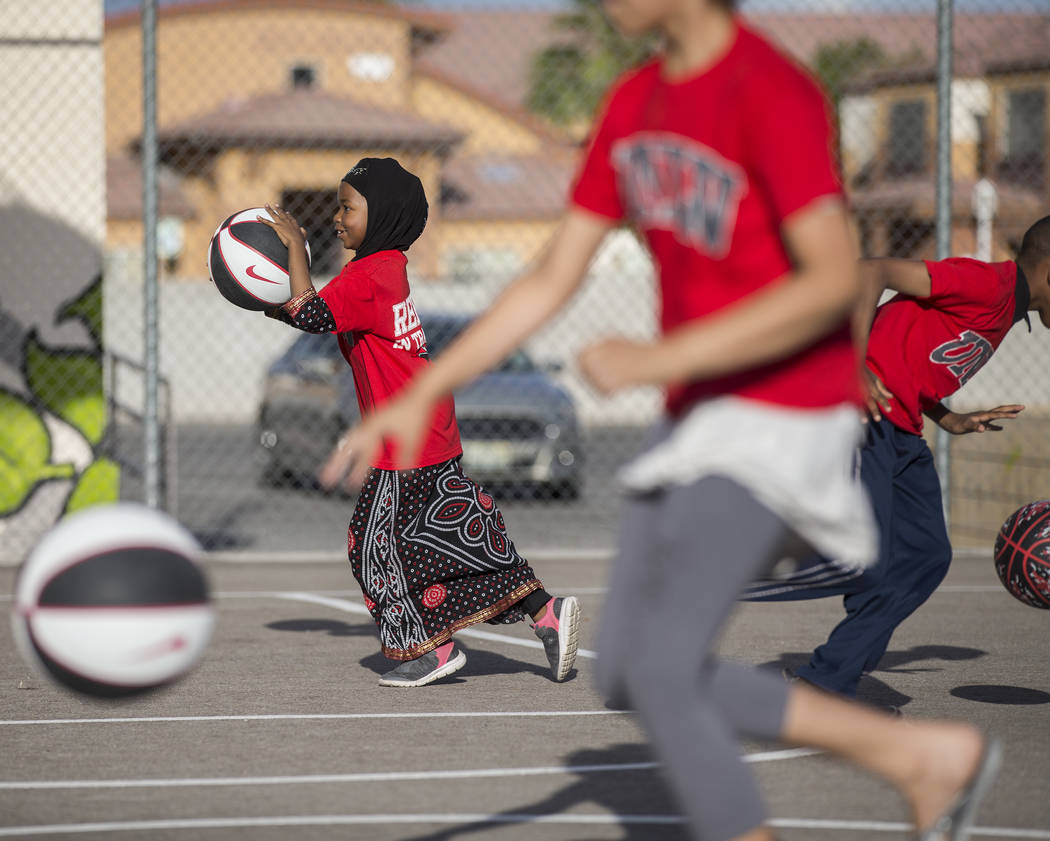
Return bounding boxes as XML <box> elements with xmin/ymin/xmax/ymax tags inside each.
<box><xmin>142</xmin><ymin>0</ymin><xmax>161</xmax><ymax>509</ymax></box>
<box><xmin>934</xmin><ymin>0</ymin><xmax>954</xmax><ymax>529</ymax></box>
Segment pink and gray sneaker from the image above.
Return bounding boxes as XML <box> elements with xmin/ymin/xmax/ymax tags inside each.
<box><xmin>532</xmin><ymin>596</ymin><xmax>580</xmax><ymax>681</ymax></box>
<box><xmin>378</xmin><ymin>640</ymin><xmax>466</xmax><ymax>687</ymax></box>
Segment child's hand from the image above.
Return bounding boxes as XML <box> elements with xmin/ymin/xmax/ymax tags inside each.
<box><xmin>938</xmin><ymin>404</ymin><xmax>1024</xmax><ymax>435</ymax></box>
<box><xmin>862</xmin><ymin>368</ymin><xmax>893</xmax><ymax>421</ymax></box>
<box><xmin>318</xmin><ymin>435</ymin><xmax>356</xmax><ymax>492</ymax></box>
<box><xmin>318</xmin><ymin>392</ymin><xmax>435</xmax><ymax>491</ymax></box>
<box><xmin>578</xmin><ymin>337</ymin><xmax>649</xmax><ymax>395</ymax></box>
<box><xmin>258</xmin><ymin>204</ymin><xmax>307</xmax><ymax>249</ymax></box>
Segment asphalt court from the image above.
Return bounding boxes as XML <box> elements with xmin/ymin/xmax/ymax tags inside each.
<box><xmin>2</xmin><ymin>550</ymin><xmax>1049</xmax><ymax>840</ymax></box>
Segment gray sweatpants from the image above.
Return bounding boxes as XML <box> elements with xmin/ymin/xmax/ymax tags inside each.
<box><xmin>597</xmin><ymin>475</ymin><xmax>792</xmax><ymax>841</ymax></box>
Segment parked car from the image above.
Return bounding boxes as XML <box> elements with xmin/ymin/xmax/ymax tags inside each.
<box><xmin>256</xmin><ymin>313</ymin><xmax>582</xmax><ymax>499</ymax></box>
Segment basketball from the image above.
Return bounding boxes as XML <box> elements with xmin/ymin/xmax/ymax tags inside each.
<box><xmin>993</xmin><ymin>500</ymin><xmax>1050</xmax><ymax>609</ymax></box>
<box><xmin>11</xmin><ymin>503</ymin><xmax>215</xmax><ymax>697</ymax></box>
<box><xmin>207</xmin><ymin>206</ymin><xmax>311</xmax><ymax>310</ymax></box>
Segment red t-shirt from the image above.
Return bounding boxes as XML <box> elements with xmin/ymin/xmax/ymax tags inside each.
<box><xmin>571</xmin><ymin>20</ymin><xmax>859</xmax><ymax>417</ymax></box>
<box><xmin>318</xmin><ymin>250</ymin><xmax>462</xmax><ymax>469</ymax></box>
<box><xmin>866</xmin><ymin>258</ymin><xmax>1024</xmax><ymax>435</ymax></box>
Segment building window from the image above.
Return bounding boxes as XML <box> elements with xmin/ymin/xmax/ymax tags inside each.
<box><xmin>290</xmin><ymin>64</ymin><xmax>316</xmax><ymax>89</ymax></box>
<box><xmin>887</xmin><ymin>100</ymin><xmax>927</xmax><ymax>177</ymax></box>
<box><xmin>346</xmin><ymin>52</ymin><xmax>395</xmax><ymax>82</ymax></box>
<box><xmin>1000</xmin><ymin>87</ymin><xmax>1046</xmax><ymax>185</ymax></box>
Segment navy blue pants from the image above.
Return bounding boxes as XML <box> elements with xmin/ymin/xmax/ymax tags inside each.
<box><xmin>750</xmin><ymin>417</ymin><xmax>952</xmax><ymax>696</ymax></box>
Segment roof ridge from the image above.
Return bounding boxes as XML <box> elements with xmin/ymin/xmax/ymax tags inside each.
<box><xmin>105</xmin><ymin>0</ymin><xmax>452</xmax><ymax>32</ymax></box>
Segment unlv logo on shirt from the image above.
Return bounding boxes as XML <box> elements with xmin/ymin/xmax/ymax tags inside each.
<box><xmin>929</xmin><ymin>330</ymin><xmax>994</xmax><ymax>386</ymax></box>
<box><xmin>392</xmin><ymin>296</ymin><xmax>426</xmax><ymax>353</ymax></box>
<box><xmin>612</xmin><ymin>133</ymin><xmax>745</xmax><ymax>257</ymax></box>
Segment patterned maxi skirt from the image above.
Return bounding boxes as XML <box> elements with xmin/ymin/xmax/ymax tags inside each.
<box><xmin>348</xmin><ymin>457</ymin><xmax>542</xmax><ymax>660</ymax></box>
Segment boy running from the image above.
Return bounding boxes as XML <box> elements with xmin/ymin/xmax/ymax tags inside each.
<box><xmin>747</xmin><ymin>215</ymin><xmax>1050</xmax><ymax>700</ymax></box>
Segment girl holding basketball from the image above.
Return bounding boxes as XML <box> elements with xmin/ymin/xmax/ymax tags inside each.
<box><xmin>328</xmin><ymin>0</ymin><xmax>1000</xmax><ymax>838</ymax></box>
<box><xmin>259</xmin><ymin>157</ymin><xmax>579</xmax><ymax>688</ymax></box>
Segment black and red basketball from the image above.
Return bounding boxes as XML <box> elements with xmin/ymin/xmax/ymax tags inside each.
<box><xmin>12</xmin><ymin>504</ymin><xmax>214</xmax><ymax>697</ymax></box>
<box><xmin>207</xmin><ymin>207</ymin><xmax>311</xmax><ymax>310</ymax></box>
<box><xmin>993</xmin><ymin>500</ymin><xmax>1050</xmax><ymax>609</ymax></box>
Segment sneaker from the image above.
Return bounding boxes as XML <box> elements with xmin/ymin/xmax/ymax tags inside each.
<box><xmin>532</xmin><ymin>596</ymin><xmax>580</xmax><ymax>682</ymax></box>
<box><xmin>378</xmin><ymin>641</ymin><xmax>466</xmax><ymax>687</ymax></box>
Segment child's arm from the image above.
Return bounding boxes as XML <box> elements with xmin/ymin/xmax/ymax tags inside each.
<box><xmin>924</xmin><ymin>402</ymin><xmax>1025</xmax><ymax>434</ymax></box>
<box><xmin>319</xmin><ymin>208</ymin><xmax>612</xmax><ymax>488</ymax></box>
<box><xmin>852</xmin><ymin>258</ymin><xmax>932</xmax><ymax>350</ymax></box>
<box><xmin>578</xmin><ymin>197</ymin><xmax>858</xmax><ymax>394</ymax></box>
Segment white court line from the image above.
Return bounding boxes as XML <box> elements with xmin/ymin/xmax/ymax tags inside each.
<box><xmin>272</xmin><ymin>591</ymin><xmax>600</xmax><ymax>659</ymax></box>
<box><xmin>0</xmin><ymin>710</ymin><xmax>630</xmax><ymax>727</ymax></box>
<box><xmin>205</xmin><ymin>584</ymin><xmax>1019</xmax><ymax>597</ymax></box>
<box><xmin>0</xmin><ymin>583</ymin><xmax>1006</xmax><ymax>604</ymax></box>
<box><xmin>0</xmin><ymin>815</ymin><xmax>1042</xmax><ymax>838</ymax></box>
<box><xmin>202</xmin><ymin>547</ymin><xmax>615</xmax><ymax>564</ymax></box>
<box><xmin>0</xmin><ymin>748</ymin><xmax>817</xmax><ymax>792</ymax></box>
<box><xmin>213</xmin><ymin>587</ymin><xmax>611</xmax><ymax>599</ymax></box>
<box><xmin>771</xmin><ymin>821</ymin><xmax>1050</xmax><ymax>839</ymax></box>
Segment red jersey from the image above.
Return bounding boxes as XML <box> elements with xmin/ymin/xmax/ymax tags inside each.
<box><xmin>318</xmin><ymin>250</ymin><xmax>462</xmax><ymax>469</ymax></box>
<box><xmin>571</xmin><ymin>20</ymin><xmax>858</xmax><ymax>417</ymax></box>
<box><xmin>866</xmin><ymin>258</ymin><xmax>1028</xmax><ymax>435</ymax></box>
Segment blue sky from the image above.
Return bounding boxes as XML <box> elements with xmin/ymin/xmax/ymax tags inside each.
<box><xmin>103</xmin><ymin>0</ymin><xmax>1050</xmax><ymax>16</ymax></box>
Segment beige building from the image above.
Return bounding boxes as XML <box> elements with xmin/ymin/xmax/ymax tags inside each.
<box><xmin>103</xmin><ymin>0</ymin><xmax>577</xmax><ymax>284</ymax></box>
<box><xmin>837</xmin><ymin>15</ymin><xmax>1050</xmax><ymax>260</ymax></box>
<box><xmin>105</xmin><ymin>4</ymin><xmax>1050</xmax><ymax>275</ymax></box>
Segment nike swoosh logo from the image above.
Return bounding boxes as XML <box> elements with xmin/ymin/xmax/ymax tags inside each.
<box><xmin>130</xmin><ymin>635</ymin><xmax>189</xmax><ymax>662</ymax></box>
<box><xmin>245</xmin><ymin>265</ymin><xmax>281</xmax><ymax>284</ymax></box>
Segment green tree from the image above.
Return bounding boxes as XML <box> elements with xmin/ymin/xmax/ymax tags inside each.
<box><xmin>813</xmin><ymin>37</ymin><xmax>888</xmax><ymax>107</ymax></box>
<box><xmin>527</xmin><ymin>0</ymin><xmax>654</xmax><ymax>129</ymax></box>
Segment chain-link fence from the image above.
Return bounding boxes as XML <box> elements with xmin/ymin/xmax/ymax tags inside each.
<box><xmin>3</xmin><ymin>0</ymin><xmax>1048</xmax><ymax>562</ymax></box>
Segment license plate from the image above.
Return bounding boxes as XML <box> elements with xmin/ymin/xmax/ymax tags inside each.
<box><xmin>461</xmin><ymin>440</ymin><xmax>514</xmax><ymax>471</ymax></box>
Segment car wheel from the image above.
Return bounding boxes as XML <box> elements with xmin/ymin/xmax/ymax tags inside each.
<box><xmin>260</xmin><ymin>461</ymin><xmax>294</xmax><ymax>488</ymax></box>
<box><xmin>550</xmin><ymin>479</ymin><xmax>580</xmax><ymax>501</ymax></box>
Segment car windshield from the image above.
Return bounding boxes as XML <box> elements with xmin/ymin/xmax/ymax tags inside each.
<box><xmin>290</xmin><ymin>316</ymin><xmax>536</xmax><ymax>374</ymax></box>
<box><xmin>423</xmin><ymin>318</ymin><xmax>535</xmax><ymax>374</ymax></box>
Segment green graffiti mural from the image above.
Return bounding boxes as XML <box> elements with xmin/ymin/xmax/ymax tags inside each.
<box><xmin>1</xmin><ymin>275</ymin><xmax>119</xmax><ymax>523</ymax></box>
<box><xmin>0</xmin><ymin>391</ymin><xmax>76</xmax><ymax>514</ymax></box>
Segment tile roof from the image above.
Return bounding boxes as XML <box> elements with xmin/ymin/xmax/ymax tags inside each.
<box><xmin>106</xmin><ymin>0</ymin><xmax>452</xmax><ymax>36</ymax></box>
<box><xmin>441</xmin><ymin>152</ymin><xmax>577</xmax><ymax>220</ymax></box>
<box><xmin>154</xmin><ymin>89</ymin><xmax>463</xmax><ymax>149</ymax></box>
<box><xmin>753</xmin><ymin>12</ymin><xmax>1050</xmax><ymax>88</ymax></box>
<box><xmin>750</xmin><ymin>12</ymin><xmax>1047</xmax><ymax>72</ymax></box>
<box><xmin>107</xmin><ymin>153</ymin><xmax>196</xmax><ymax>219</ymax></box>
<box><xmin>416</xmin><ymin>9</ymin><xmax>1050</xmax><ymax>111</ymax></box>
<box><xmin>416</xmin><ymin>11</ymin><xmax>569</xmax><ymax>114</ymax></box>
<box><xmin>850</xmin><ymin>175</ymin><xmax>1044</xmax><ymax>219</ymax></box>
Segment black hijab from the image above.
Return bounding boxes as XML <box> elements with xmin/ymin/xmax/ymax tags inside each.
<box><xmin>342</xmin><ymin>157</ymin><xmax>429</xmax><ymax>262</ymax></box>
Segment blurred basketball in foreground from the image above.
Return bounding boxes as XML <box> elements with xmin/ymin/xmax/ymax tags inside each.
<box><xmin>994</xmin><ymin>500</ymin><xmax>1050</xmax><ymax>609</ymax></box>
<box><xmin>12</xmin><ymin>503</ymin><xmax>214</xmax><ymax>697</ymax></box>
<box><xmin>207</xmin><ymin>206</ymin><xmax>311</xmax><ymax>310</ymax></box>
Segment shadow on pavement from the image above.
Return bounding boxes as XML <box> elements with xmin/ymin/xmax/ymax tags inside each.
<box><xmin>950</xmin><ymin>684</ymin><xmax>1050</xmax><ymax>705</ymax></box>
<box><xmin>262</xmin><ymin>619</ymin><xmax>574</xmax><ymax>682</ymax></box>
<box><xmin>876</xmin><ymin>644</ymin><xmax>987</xmax><ymax>671</ymax></box>
<box><xmin>358</xmin><ymin>642</ymin><xmax>557</xmax><ymax>681</ymax></box>
<box><xmin>264</xmin><ymin>617</ymin><xmax>378</xmax><ymax>638</ymax></box>
<box><xmin>396</xmin><ymin>742</ymin><xmax>687</xmax><ymax>841</ymax></box>
<box><xmin>761</xmin><ymin>644</ymin><xmax>988</xmax><ymax>710</ymax></box>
